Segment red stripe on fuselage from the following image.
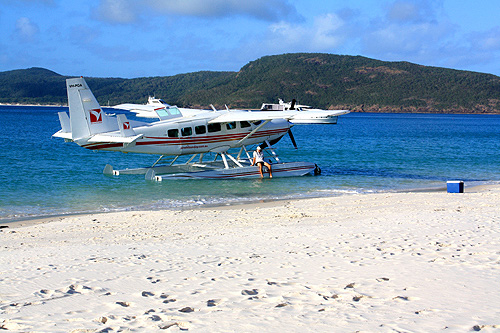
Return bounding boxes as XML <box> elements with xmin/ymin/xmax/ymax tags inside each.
<box><xmin>81</xmin><ymin>127</ymin><xmax>288</xmax><ymax>150</ymax></box>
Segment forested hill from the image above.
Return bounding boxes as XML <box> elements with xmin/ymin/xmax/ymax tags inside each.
<box><xmin>1</xmin><ymin>53</ymin><xmax>500</xmax><ymax>113</ymax></box>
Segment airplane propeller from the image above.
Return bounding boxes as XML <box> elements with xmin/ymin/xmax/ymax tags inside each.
<box><xmin>290</xmin><ymin>99</ymin><xmax>296</xmax><ymax>110</ymax></box>
<box><xmin>288</xmin><ymin>129</ymin><xmax>298</xmax><ymax>149</ymax></box>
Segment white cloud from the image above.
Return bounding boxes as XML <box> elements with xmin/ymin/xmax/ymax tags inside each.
<box><xmin>0</xmin><ymin>0</ymin><xmax>54</xmax><ymax>5</ymax></box>
<box><xmin>469</xmin><ymin>26</ymin><xmax>500</xmax><ymax>51</ymax></box>
<box><xmin>95</xmin><ymin>0</ymin><xmax>137</xmax><ymax>24</ymax></box>
<box><xmin>14</xmin><ymin>17</ymin><xmax>39</xmax><ymax>42</ymax></box>
<box><xmin>146</xmin><ymin>0</ymin><xmax>299</xmax><ymax>21</ymax></box>
<box><xmin>266</xmin><ymin>13</ymin><xmax>346</xmax><ymax>53</ymax></box>
<box><xmin>386</xmin><ymin>0</ymin><xmax>444</xmax><ymax>23</ymax></box>
<box><xmin>94</xmin><ymin>0</ymin><xmax>300</xmax><ymax>24</ymax></box>
<box><xmin>360</xmin><ymin>0</ymin><xmax>456</xmax><ymax>64</ymax></box>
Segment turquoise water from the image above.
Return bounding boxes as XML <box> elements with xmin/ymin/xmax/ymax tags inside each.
<box><xmin>1</xmin><ymin>105</ymin><xmax>499</xmax><ymax>221</ymax></box>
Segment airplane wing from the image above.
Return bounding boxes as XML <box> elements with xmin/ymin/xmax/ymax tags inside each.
<box><xmin>112</xmin><ymin>103</ymin><xmax>163</xmax><ymax>112</ymax></box>
<box><xmin>207</xmin><ymin>110</ymin><xmax>298</xmax><ymax>123</ymax></box>
<box><xmin>207</xmin><ymin>109</ymin><xmax>349</xmax><ymax>123</ymax></box>
<box><xmin>293</xmin><ymin>110</ymin><xmax>350</xmax><ymax>118</ymax></box>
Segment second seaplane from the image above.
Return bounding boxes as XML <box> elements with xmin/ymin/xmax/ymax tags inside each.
<box><xmin>53</xmin><ymin>77</ymin><xmax>349</xmax><ymax>180</ymax></box>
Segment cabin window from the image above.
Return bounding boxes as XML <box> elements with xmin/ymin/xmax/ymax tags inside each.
<box><xmin>195</xmin><ymin>125</ymin><xmax>206</xmax><ymax>135</ymax></box>
<box><xmin>240</xmin><ymin>121</ymin><xmax>251</xmax><ymax>128</ymax></box>
<box><xmin>208</xmin><ymin>123</ymin><xmax>221</xmax><ymax>133</ymax></box>
<box><xmin>181</xmin><ymin>127</ymin><xmax>193</xmax><ymax>136</ymax></box>
<box><xmin>167</xmin><ymin>129</ymin><xmax>179</xmax><ymax>137</ymax></box>
<box><xmin>252</xmin><ymin>120</ymin><xmax>263</xmax><ymax>126</ymax></box>
<box><xmin>168</xmin><ymin>107</ymin><xmax>181</xmax><ymax>115</ymax></box>
<box><xmin>226</xmin><ymin>122</ymin><xmax>237</xmax><ymax>130</ymax></box>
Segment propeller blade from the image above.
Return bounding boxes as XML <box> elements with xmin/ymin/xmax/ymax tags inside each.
<box><xmin>288</xmin><ymin>129</ymin><xmax>298</xmax><ymax>149</ymax></box>
<box><xmin>290</xmin><ymin>99</ymin><xmax>296</xmax><ymax>110</ymax></box>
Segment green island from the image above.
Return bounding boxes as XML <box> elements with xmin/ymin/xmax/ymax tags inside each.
<box><xmin>1</xmin><ymin>53</ymin><xmax>500</xmax><ymax>114</ymax></box>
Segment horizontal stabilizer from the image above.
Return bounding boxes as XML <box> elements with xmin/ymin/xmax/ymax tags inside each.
<box><xmin>88</xmin><ymin>133</ymin><xmax>143</xmax><ymax>144</ymax></box>
<box><xmin>52</xmin><ymin>130</ymin><xmax>73</xmax><ymax>140</ymax></box>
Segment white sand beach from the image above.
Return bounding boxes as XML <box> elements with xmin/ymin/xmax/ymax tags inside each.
<box><xmin>1</xmin><ymin>186</ymin><xmax>500</xmax><ymax>332</ymax></box>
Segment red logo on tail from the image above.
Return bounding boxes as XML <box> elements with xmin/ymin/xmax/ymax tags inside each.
<box><xmin>90</xmin><ymin>109</ymin><xmax>102</xmax><ymax>123</ymax></box>
<box><xmin>123</xmin><ymin>122</ymin><xmax>130</xmax><ymax>130</ymax></box>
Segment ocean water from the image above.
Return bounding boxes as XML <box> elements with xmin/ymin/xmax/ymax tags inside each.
<box><xmin>1</xmin><ymin>105</ymin><xmax>499</xmax><ymax>221</ymax></box>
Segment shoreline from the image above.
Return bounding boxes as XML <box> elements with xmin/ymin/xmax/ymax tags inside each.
<box><xmin>1</xmin><ymin>183</ymin><xmax>499</xmax><ymax>331</ymax></box>
<box><xmin>2</xmin><ymin>104</ymin><xmax>500</xmax><ymax>115</ymax></box>
<box><xmin>1</xmin><ymin>181</ymin><xmax>496</xmax><ymax>230</ymax></box>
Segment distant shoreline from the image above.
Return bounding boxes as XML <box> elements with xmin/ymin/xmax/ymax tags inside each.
<box><xmin>0</xmin><ymin>103</ymin><xmax>67</xmax><ymax>107</ymax></box>
<box><xmin>1</xmin><ymin>103</ymin><xmax>500</xmax><ymax>115</ymax></box>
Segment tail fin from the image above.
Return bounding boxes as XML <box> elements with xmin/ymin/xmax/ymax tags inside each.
<box><xmin>116</xmin><ymin>114</ymin><xmax>137</xmax><ymax>137</ymax></box>
<box><xmin>66</xmin><ymin>77</ymin><xmax>117</xmax><ymax>140</ymax></box>
<box><xmin>58</xmin><ymin>111</ymin><xmax>71</xmax><ymax>133</ymax></box>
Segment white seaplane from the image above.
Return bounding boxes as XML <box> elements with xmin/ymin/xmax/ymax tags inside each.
<box><xmin>114</xmin><ymin>96</ymin><xmax>170</xmax><ymax>118</ymax></box>
<box><xmin>260</xmin><ymin>99</ymin><xmax>345</xmax><ymax>124</ymax></box>
<box><xmin>53</xmin><ymin>77</ymin><xmax>349</xmax><ymax>180</ymax></box>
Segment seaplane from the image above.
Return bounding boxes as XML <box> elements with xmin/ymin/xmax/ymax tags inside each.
<box><xmin>260</xmin><ymin>99</ymin><xmax>344</xmax><ymax>124</ymax></box>
<box><xmin>114</xmin><ymin>96</ymin><xmax>170</xmax><ymax>118</ymax></box>
<box><xmin>53</xmin><ymin>77</ymin><xmax>349</xmax><ymax>180</ymax></box>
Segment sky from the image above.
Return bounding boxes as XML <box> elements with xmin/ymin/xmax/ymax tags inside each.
<box><xmin>1</xmin><ymin>0</ymin><xmax>500</xmax><ymax>78</ymax></box>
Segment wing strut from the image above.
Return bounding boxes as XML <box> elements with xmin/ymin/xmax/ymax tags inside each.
<box><xmin>237</xmin><ymin>120</ymin><xmax>271</xmax><ymax>145</ymax></box>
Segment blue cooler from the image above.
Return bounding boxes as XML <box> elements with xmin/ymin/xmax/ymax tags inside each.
<box><xmin>447</xmin><ymin>181</ymin><xmax>464</xmax><ymax>193</ymax></box>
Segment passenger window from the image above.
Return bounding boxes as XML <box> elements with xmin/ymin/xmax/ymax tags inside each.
<box><xmin>167</xmin><ymin>129</ymin><xmax>179</xmax><ymax>137</ymax></box>
<box><xmin>195</xmin><ymin>125</ymin><xmax>206</xmax><ymax>135</ymax></box>
<box><xmin>208</xmin><ymin>123</ymin><xmax>221</xmax><ymax>133</ymax></box>
<box><xmin>181</xmin><ymin>127</ymin><xmax>193</xmax><ymax>136</ymax></box>
<box><xmin>226</xmin><ymin>122</ymin><xmax>237</xmax><ymax>130</ymax></box>
<box><xmin>240</xmin><ymin>121</ymin><xmax>251</xmax><ymax>128</ymax></box>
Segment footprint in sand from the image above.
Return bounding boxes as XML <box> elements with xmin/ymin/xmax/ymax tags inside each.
<box><xmin>162</xmin><ymin>296</ymin><xmax>177</xmax><ymax>304</ymax></box>
<box><xmin>376</xmin><ymin>277</ymin><xmax>390</xmax><ymax>282</ymax></box>
<box><xmin>116</xmin><ymin>301</ymin><xmax>131</xmax><ymax>307</ymax></box>
<box><xmin>207</xmin><ymin>299</ymin><xmax>221</xmax><ymax>307</ymax></box>
<box><xmin>147</xmin><ymin>276</ymin><xmax>161</xmax><ymax>284</ymax></box>
<box><xmin>241</xmin><ymin>289</ymin><xmax>259</xmax><ymax>296</ymax></box>
<box><xmin>353</xmin><ymin>295</ymin><xmax>364</xmax><ymax>302</ymax></box>
<box><xmin>179</xmin><ymin>306</ymin><xmax>195</xmax><ymax>313</ymax></box>
<box><xmin>160</xmin><ymin>321</ymin><xmax>190</xmax><ymax>330</ymax></box>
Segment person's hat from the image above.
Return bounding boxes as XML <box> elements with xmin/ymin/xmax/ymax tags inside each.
<box><xmin>256</xmin><ymin>146</ymin><xmax>262</xmax><ymax>150</ymax></box>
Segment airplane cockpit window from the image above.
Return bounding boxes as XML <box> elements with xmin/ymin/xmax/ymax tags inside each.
<box><xmin>195</xmin><ymin>125</ymin><xmax>206</xmax><ymax>135</ymax></box>
<box><xmin>181</xmin><ymin>127</ymin><xmax>193</xmax><ymax>136</ymax></box>
<box><xmin>167</xmin><ymin>129</ymin><xmax>179</xmax><ymax>137</ymax></box>
<box><xmin>156</xmin><ymin>109</ymin><xmax>169</xmax><ymax>119</ymax></box>
<box><xmin>226</xmin><ymin>122</ymin><xmax>237</xmax><ymax>130</ymax></box>
<box><xmin>168</xmin><ymin>107</ymin><xmax>181</xmax><ymax>115</ymax></box>
<box><xmin>240</xmin><ymin>121</ymin><xmax>251</xmax><ymax>128</ymax></box>
<box><xmin>159</xmin><ymin>99</ymin><xmax>168</xmax><ymax>105</ymax></box>
<box><xmin>208</xmin><ymin>123</ymin><xmax>221</xmax><ymax>133</ymax></box>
